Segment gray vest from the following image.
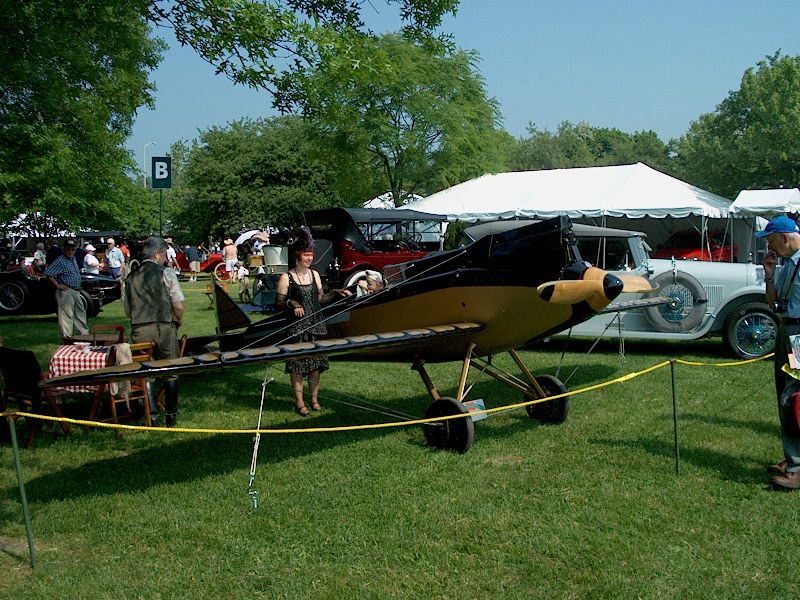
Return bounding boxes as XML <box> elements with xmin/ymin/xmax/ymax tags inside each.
<box><xmin>127</xmin><ymin>261</ymin><xmax>173</xmax><ymax>325</ymax></box>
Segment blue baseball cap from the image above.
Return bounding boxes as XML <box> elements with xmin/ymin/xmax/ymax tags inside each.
<box><xmin>755</xmin><ymin>216</ymin><xmax>800</xmax><ymax>238</ymax></box>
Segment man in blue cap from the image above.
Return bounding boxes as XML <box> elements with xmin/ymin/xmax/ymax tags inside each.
<box><xmin>758</xmin><ymin>215</ymin><xmax>800</xmax><ymax>490</ymax></box>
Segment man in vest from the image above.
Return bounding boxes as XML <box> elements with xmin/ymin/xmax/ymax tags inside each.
<box><xmin>123</xmin><ymin>237</ymin><xmax>185</xmax><ymax>426</ymax></box>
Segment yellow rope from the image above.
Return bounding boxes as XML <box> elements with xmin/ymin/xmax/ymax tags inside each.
<box><xmin>0</xmin><ymin>352</ymin><xmax>770</xmax><ymax>435</ymax></box>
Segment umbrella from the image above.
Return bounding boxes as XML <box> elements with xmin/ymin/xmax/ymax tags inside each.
<box><xmin>234</xmin><ymin>230</ymin><xmax>269</xmax><ymax>246</ymax></box>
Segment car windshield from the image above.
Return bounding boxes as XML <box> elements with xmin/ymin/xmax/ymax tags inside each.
<box><xmin>661</xmin><ymin>232</ymin><xmax>701</xmax><ymax>248</ymax></box>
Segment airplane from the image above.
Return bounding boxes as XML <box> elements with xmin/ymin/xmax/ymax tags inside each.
<box><xmin>42</xmin><ymin>216</ymin><xmax>662</xmax><ymax>453</ymax></box>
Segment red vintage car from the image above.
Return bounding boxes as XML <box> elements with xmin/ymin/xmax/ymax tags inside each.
<box><xmin>175</xmin><ymin>249</ymin><xmax>223</xmax><ymax>273</ymax></box>
<box><xmin>304</xmin><ymin>207</ymin><xmax>446</xmax><ymax>287</ymax></box>
<box><xmin>651</xmin><ymin>230</ymin><xmax>738</xmax><ymax>262</ymax></box>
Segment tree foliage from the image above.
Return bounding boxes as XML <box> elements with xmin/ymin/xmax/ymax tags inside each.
<box><xmin>509</xmin><ymin>122</ymin><xmax>673</xmax><ymax>174</ymax></box>
<box><xmin>149</xmin><ymin>0</ymin><xmax>459</xmax><ymax>104</ymax></box>
<box><xmin>170</xmin><ymin>116</ymin><xmax>380</xmax><ymax>241</ymax></box>
<box><xmin>672</xmin><ymin>52</ymin><xmax>800</xmax><ymax>198</ymax></box>
<box><xmin>290</xmin><ymin>34</ymin><xmax>505</xmax><ymax>206</ymax></box>
<box><xmin>0</xmin><ymin>0</ymin><xmax>164</xmax><ymax>231</ymax></box>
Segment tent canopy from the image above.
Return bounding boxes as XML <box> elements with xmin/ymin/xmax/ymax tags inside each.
<box><xmin>731</xmin><ymin>188</ymin><xmax>800</xmax><ymax>214</ymax></box>
<box><xmin>402</xmin><ymin>163</ymin><xmax>732</xmax><ymax>222</ymax></box>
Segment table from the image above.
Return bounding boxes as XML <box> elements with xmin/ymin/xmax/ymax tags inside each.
<box><xmin>49</xmin><ymin>344</ymin><xmax>112</xmax><ymax>393</ymax></box>
<box><xmin>63</xmin><ymin>333</ymin><xmax>123</xmax><ymax>346</ymax></box>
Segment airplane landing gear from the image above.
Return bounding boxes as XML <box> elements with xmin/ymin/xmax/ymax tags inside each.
<box><xmin>413</xmin><ymin>346</ymin><xmax>570</xmax><ymax>454</ymax></box>
<box><xmin>525</xmin><ymin>375</ymin><xmax>569</xmax><ymax>424</ymax></box>
<box><xmin>423</xmin><ymin>397</ymin><xmax>474</xmax><ymax>454</ymax></box>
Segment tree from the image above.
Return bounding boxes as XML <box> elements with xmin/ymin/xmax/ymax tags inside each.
<box><xmin>0</xmin><ymin>0</ymin><xmax>164</xmax><ymax>230</ymax></box>
<box><xmin>672</xmin><ymin>52</ymin><xmax>800</xmax><ymax>198</ymax></box>
<box><xmin>148</xmin><ymin>0</ymin><xmax>459</xmax><ymax>105</ymax></box>
<box><xmin>291</xmin><ymin>34</ymin><xmax>505</xmax><ymax>206</ymax></box>
<box><xmin>509</xmin><ymin>121</ymin><xmax>673</xmax><ymax>173</ymax></box>
<box><xmin>170</xmin><ymin>116</ymin><xmax>380</xmax><ymax>241</ymax></box>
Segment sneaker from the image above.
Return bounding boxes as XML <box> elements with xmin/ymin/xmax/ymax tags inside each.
<box><xmin>771</xmin><ymin>469</ymin><xmax>800</xmax><ymax>491</ymax></box>
<box><xmin>766</xmin><ymin>459</ymin><xmax>788</xmax><ymax>475</ymax></box>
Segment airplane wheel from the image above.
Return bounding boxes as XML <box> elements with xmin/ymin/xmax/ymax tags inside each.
<box><xmin>525</xmin><ymin>375</ymin><xmax>569</xmax><ymax>424</ymax></box>
<box><xmin>423</xmin><ymin>397</ymin><xmax>474</xmax><ymax>453</ymax></box>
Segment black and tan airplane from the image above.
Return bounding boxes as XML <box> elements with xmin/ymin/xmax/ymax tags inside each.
<box><xmin>42</xmin><ymin>217</ymin><xmax>662</xmax><ymax>452</ymax></box>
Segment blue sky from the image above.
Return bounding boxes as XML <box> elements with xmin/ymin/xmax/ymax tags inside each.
<box><xmin>128</xmin><ymin>1</ymin><xmax>800</xmax><ymax>173</ymax></box>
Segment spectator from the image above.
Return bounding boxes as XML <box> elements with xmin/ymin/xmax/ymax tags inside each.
<box><xmin>45</xmin><ymin>240</ymin><xmax>62</xmax><ymax>265</ymax></box>
<box><xmin>222</xmin><ymin>238</ymin><xmax>238</xmax><ymax>280</ymax></box>
<box><xmin>123</xmin><ymin>237</ymin><xmax>185</xmax><ymax>426</ymax></box>
<box><xmin>45</xmin><ymin>239</ymin><xmax>89</xmax><ymax>339</ymax></box>
<box><xmin>26</xmin><ymin>258</ymin><xmax>45</xmax><ymax>279</ymax></box>
<box><xmin>165</xmin><ymin>237</ymin><xmax>180</xmax><ymax>272</ymax></box>
<box><xmin>33</xmin><ymin>242</ymin><xmax>47</xmax><ymax>265</ymax></box>
<box><xmin>74</xmin><ymin>242</ymin><xmax>87</xmax><ymax>271</ymax></box>
<box><xmin>105</xmin><ymin>237</ymin><xmax>125</xmax><ymax>279</ymax></box>
<box><xmin>184</xmin><ymin>244</ymin><xmax>201</xmax><ymax>282</ymax></box>
<box><xmin>83</xmin><ymin>244</ymin><xmax>101</xmax><ymax>274</ymax></box>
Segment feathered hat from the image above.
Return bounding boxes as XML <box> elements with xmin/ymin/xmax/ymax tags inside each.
<box><xmin>289</xmin><ymin>226</ymin><xmax>315</xmax><ymax>254</ymax></box>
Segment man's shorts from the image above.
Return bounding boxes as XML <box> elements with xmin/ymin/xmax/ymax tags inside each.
<box><xmin>189</xmin><ymin>260</ymin><xmax>200</xmax><ymax>272</ymax></box>
<box><xmin>225</xmin><ymin>258</ymin><xmax>237</xmax><ymax>272</ymax></box>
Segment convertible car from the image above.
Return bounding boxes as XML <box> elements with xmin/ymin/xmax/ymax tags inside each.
<box><xmin>0</xmin><ymin>270</ymin><xmax>121</xmax><ymax>317</ymax></box>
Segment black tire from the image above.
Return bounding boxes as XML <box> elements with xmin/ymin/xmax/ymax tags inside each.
<box><xmin>644</xmin><ymin>271</ymin><xmax>707</xmax><ymax>332</ymax></box>
<box><xmin>80</xmin><ymin>289</ymin><xmax>101</xmax><ymax>318</ymax></box>
<box><xmin>423</xmin><ymin>397</ymin><xmax>474</xmax><ymax>453</ymax></box>
<box><xmin>723</xmin><ymin>302</ymin><xmax>778</xmax><ymax>359</ymax></box>
<box><xmin>0</xmin><ymin>281</ymin><xmax>26</xmax><ymax>313</ymax></box>
<box><xmin>525</xmin><ymin>374</ymin><xmax>569</xmax><ymax>424</ymax></box>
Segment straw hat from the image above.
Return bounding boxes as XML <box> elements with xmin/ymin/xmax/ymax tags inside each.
<box><xmin>85</xmin><ymin>244</ymin><xmax>96</xmax><ymax>252</ymax></box>
<box><xmin>224</xmin><ymin>238</ymin><xmax>234</xmax><ymax>245</ymax></box>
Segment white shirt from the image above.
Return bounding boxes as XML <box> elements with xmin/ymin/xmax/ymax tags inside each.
<box><xmin>83</xmin><ymin>253</ymin><xmax>100</xmax><ymax>274</ymax></box>
<box><xmin>106</xmin><ymin>246</ymin><xmax>124</xmax><ymax>268</ymax></box>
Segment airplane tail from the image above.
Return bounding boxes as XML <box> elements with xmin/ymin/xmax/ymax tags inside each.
<box><xmin>214</xmin><ymin>281</ymin><xmax>252</xmax><ymax>333</ymax></box>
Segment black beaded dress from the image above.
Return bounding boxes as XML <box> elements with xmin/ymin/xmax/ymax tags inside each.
<box><xmin>279</xmin><ymin>271</ymin><xmax>329</xmax><ymax>375</ymax></box>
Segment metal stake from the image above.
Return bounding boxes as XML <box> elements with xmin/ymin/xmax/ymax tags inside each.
<box><xmin>670</xmin><ymin>360</ymin><xmax>681</xmax><ymax>475</ymax></box>
<box><xmin>7</xmin><ymin>417</ymin><xmax>36</xmax><ymax>568</ymax></box>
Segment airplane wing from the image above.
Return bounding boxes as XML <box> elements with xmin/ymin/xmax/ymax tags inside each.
<box><xmin>599</xmin><ymin>296</ymin><xmax>672</xmax><ymax>314</ymax></box>
<box><xmin>40</xmin><ymin>322</ymin><xmax>483</xmax><ymax>388</ymax></box>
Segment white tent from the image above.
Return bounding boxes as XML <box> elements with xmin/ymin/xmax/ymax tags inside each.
<box><xmin>731</xmin><ymin>188</ymin><xmax>800</xmax><ymax>214</ymax></box>
<box><xmin>402</xmin><ymin>163</ymin><xmax>732</xmax><ymax>222</ymax></box>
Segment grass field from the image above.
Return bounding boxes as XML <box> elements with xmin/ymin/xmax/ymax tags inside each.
<box><xmin>1</xmin><ymin>279</ymin><xmax>798</xmax><ymax>599</ymax></box>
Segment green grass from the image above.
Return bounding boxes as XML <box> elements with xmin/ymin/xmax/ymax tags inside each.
<box><xmin>1</xmin><ymin>280</ymin><xmax>798</xmax><ymax>598</ymax></box>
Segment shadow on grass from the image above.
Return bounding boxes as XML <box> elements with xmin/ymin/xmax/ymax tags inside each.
<box><xmin>534</xmin><ymin>337</ymin><xmax>730</xmax><ymax>361</ymax></box>
<box><xmin>590</xmin><ymin>437</ymin><xmax>766</xmax><ymax>485</ymax></box>
<box><xmin>680</xmin><ymin>412</ymin><xmax>777</xmax><ymax>437</ymax></box>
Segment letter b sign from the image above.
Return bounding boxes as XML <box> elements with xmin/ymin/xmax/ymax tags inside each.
<box><xmin>151</xmin><ymin>156</ymin><xmax>172</xmax><ymax>189</ymax></box>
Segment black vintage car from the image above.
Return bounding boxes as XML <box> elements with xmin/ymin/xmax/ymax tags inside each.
<box><xmin>0</xmin><ymin>270</ymin><xmax>121</xmax><ymax>317</ymax></box>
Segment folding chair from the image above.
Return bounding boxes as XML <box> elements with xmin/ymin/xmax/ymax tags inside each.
<box><xmin>0</xmin><ymin>346</ymin><xmax>71</xmax><ymax>447</ymax></box>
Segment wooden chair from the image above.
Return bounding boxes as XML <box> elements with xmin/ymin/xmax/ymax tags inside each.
<box><xmin>90</xmin><ymin>323</ymin><xmax>126</xmax><ymax>344</ymax></box>
<box><xmin>123</xmin><ymin>342</ymin><xmax>156</xmax><ymax>426</ymax></box>
<box><xmin>0</xmin><ymin>346</ymin><xmax>71</xmax><ymax>447</ymax></box>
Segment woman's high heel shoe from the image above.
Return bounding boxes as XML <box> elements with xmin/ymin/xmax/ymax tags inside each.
<box><xmin>295</xmin><ymin>402</ymin><xmax>309</xmax><ymax>417</ymax></box>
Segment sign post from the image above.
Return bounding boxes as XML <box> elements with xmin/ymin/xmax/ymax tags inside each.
<box><xmin>151</xmin><ymin>156</ymin><xmax>173</xmax><ymax>237</ymax></box>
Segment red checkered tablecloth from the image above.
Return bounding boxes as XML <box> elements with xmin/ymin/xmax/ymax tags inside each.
<box><xmin>49</xmin><ymin>344</ymin><xmax>111</xmax><ymax>393</ymax></box>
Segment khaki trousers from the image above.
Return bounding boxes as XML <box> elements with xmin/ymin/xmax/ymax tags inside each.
<box><xmin>55</xmin><ymin>288</ymin><xmax>88</xmax><ymax>339</ymax></box>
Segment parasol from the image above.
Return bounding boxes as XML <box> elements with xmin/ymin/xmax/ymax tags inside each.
<box><xmin>234</xmin><ymin>230</ymin><xmax>270</xmax><ymax>246</ymax></box>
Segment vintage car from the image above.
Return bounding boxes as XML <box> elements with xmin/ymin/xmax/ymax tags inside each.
<box><xmin>0</xmin><ymin>269</ymin><xmax>121</xmax><ymax>317</ymax></box>
<box><xmin>651</xmin><ymin>229</ymin><xmax>738</xmax><ymax>262</ymax></box>
<box><xmin>175</xmin><ymin>249</ymin><xmax>223</xmax><ymax>274</ymax></box>
<box><xmin>462</xmin><ymin>220</ymin><xmax>775</xmax><ymax>359</ymax></box>
<box><xmin>304</xmin><ymin>207</ymin><xmax>447</xmax><ymax>288</ymax></box>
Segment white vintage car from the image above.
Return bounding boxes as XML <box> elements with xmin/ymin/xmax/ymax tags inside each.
<box><xmin>462</xmin><ymin>220</ymin><xmax>776</xmax><ymax>358</ymax></box>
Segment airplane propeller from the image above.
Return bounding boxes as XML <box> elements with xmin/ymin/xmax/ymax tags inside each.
<box><xmin>580</xmin><ymin>267</ymin><xmax>657</xmax><ymax>294</ymax></box>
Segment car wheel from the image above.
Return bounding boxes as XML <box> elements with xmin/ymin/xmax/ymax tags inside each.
<box><xmin>0</xmin><ymin>281</ymin><xmax>26</xmax><ymax>313</ymax></box>
<box><xmin>214</xmin><ymin>262</ymin><xmax>231</xmax><ymax>282</ymax></box>
<box><xmin>724</xmin><ymin>302</ymin><xmax>778</xmax><ymax>359</ymax></box>
<box><xmin>644</xmin><ymin>271</ymin><xmax>707</xmax><ymax>332</ymax></box>
<box><xmin>80</xmin><ymin>289</ymin><xmax>101</xmax><ymax>317</ymax></box>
